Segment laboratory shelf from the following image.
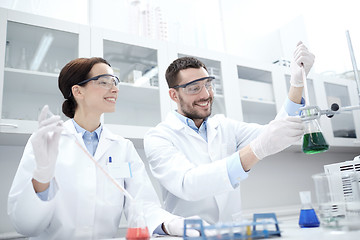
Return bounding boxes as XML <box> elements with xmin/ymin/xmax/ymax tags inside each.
<box><xmin>240</xmin><ymin>98</ymin><xmax>276</xmax><ymax>105</ymax></box>
<box><xmin>0</xmin><ymin>119</ymin><xmax>35</xmax><ymax>146</ymax></box>
<box><xmin>4</xmin><ymin>68</ymin><xmax>59</xmax><ymax>94</ymax></box>
<box><xmin>241</xmin><ymin>99</ymin><xmax>276</xmax><ymax>125</ymax></box>
<box><xmin>239</xmin><ymin>79</ymin><xmax>274</xmax><ymax>103</ymax></box>
<box><xmin>2</xmin><ymin>68</ymin><xmax>63</xmax><ymax>121</ymax></box>
<box><xmin>117</xmin><ymin>82</ymin><xmax>159</xmax><ymax>102</ymax></box>
<box><xmin>237</xmin><ymin>65</ymin><xmax>273</xmax><ymax>83</ymax></box>
<box><xmin>104</xmin><ymin>82</ymin><xmax>161</xmax><ymax>126</ymax></box>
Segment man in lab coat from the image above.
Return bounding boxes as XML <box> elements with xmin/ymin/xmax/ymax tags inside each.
<box><xmin>144</xmin><ymin>42</ymin><xmax>314</xmax><ymax>224</ymax></box>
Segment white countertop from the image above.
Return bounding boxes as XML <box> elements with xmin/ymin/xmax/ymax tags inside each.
<box><xmin>2</xmin><ymin>217</ymin><xmax>359</xmax><ymax>240</ymax></box>
<box><xmin>278</xmin><ymin>219</ymin><xmax>360</xmax><ymax>240</ymax></box>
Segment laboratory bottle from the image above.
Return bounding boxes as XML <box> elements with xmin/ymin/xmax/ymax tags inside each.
<box><xmin>5</xmin><ymin>41</ymin><xmax>12</xmax><ymax>68</ymax></box>
<box><xmin>298</xmin><ymin>191</ymin><xmax>320</xmax><ymax>228</ymax></box>
<box><xmin>18</xmin><ymin>47</ymin><xmax>28</xmax><ymax>70</ymax></box>
<box><xmin>301</xmin><ymin>110</ymin><xmax>329</xmax><ymax>154</ymax></box>
<box><xmin>126</xmin><ymin>200</ymin><xmax>150</xmax><ymax>240</ymax></box>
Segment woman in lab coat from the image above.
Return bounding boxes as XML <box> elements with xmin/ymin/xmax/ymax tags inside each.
<box><xmin>8</xmin><ymin>57</ymin><xmax>195</xmax><ymax>239</ymax></box>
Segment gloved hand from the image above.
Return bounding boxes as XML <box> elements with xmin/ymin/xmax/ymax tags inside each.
<box><xmin>290</xmin><ymin>41</ymin><xmax>315</xmax><ymax>87</ymax></box>
<box><xmin>250</xmin><ymin>116</ymin><xmax>304</xmax><ymax>160</ymax></box>
<box><xmin>163</xmin><ymin>216</ymin><xmax>209</xmax><ymax>237</ymax></box>
<box><xmin>31</xmin><ymin>105</ymin><xmax>63</xmax><ymax>183</ymax></box>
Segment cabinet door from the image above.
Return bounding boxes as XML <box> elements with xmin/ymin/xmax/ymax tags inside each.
<box><xmin>91</xmin><ymin>27</ymin><xmax>165</xmax><ymax>133</ymax></box>
<box><xmin>0</xmin><ymin>9</ymin><xmax>89</xmax><ymax>136</ymax></box>
<box><xmin>316</xmin><ymin>76</ymin><xmax>360</xmax><ymax>147</ymax></box>
<box><xmin>237</xmin><ymin>63</ymin><xmax>277</xmax><ymax>125</ymax></box>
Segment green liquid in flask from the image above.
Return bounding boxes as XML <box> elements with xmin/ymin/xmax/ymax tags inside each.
<box><xmin>302</xmin><ymin>132</ymin><xmax>329</xmax><ymax>154</ymax></box>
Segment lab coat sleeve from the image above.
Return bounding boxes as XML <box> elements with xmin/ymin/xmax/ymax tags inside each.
<box><xmin>144</xmin><ymin>128</ymin><xmax>237</xmax><ymax>202</ymax></box>
<box><xmin>122</xmin><ymin>140</ymin><xmax>175</xmax><ymax>234</ymax></box>
<box><xmin>7</xmin><ymin>137</ymin><xmax>57</xmax><ymax>237</ymax></box>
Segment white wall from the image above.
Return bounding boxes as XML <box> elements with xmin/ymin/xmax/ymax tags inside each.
<box><xmin>240</xmin><ymin>149</ymin><xmax>358</xmax><ymax>211</ymax></box>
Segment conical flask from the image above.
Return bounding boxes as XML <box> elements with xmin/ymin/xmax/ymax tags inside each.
<box><xmin>298</xmin><ymin>191</ymin><xmax>320</xmax><ymax>228</ymax></box>
<box><xmin>301</xmin><ymin>109</ymin><xmax>329</xmax><ymax>154</ymax></box>
<box><xmin>126</xmin><ymin>201</ymin><xmax>150</xmax><ymax>240</ymax></box>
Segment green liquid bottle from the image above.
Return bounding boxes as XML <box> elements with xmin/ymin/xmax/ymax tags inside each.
<box><xmin>302</xmin><ymin>132</ymin><xmax>329</xmax><ymax>154</ymax></box>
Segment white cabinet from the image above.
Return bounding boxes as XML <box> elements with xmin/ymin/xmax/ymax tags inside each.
<box><xmin>237</xmin><ymin>65</ymin><xmax>276</xmax><ymax>125</ymax></box>
<box><xmin>0</xmin><ymin>8</ymin><xmax>90</xmax><ymax>145</ymax></box>
<box><xmin>222</xmin><ymin>57</ymin><xmax>281</xmax><ymax>125</ymax></box>
<box><xmin>315</xmin><ymin>76</ymin><xmax>360</xmax><ymax>147</ymax></box>
<box><xmin>90</xmin><ymin>27</ymin><xmax>171</xmax><ymax>142</ymax></box>
<box><xmin>0</xmin><ymin>7</ymin><xmax>359</xmax><ymax>151</ymax></box>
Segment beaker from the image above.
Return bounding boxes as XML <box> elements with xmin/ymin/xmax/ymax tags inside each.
<box><xmin>126</xmin><ymin>201</ymin><xmax>150</xmax><ymax>240</ymax></box>
<box><xmin>312</xmin><ymin>172</ymin><xmax>360</xmax><ymax>231</ymax></box>
<box><xmin>301</xmin><ymin>109</ymin><xmax>329</xmax><ymax>154</ymax></box>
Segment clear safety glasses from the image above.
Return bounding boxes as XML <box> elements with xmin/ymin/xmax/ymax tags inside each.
<box><xmin>77</xmin><ymin>74</ymin><xmax>120</xmax><ymax>90</ymax></box>
<box><xmin>172</xmin><ymin>76</ymin><xmax>216</xmax><ymax>95</ymax></box>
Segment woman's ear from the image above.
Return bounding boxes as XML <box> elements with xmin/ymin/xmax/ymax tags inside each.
<box><xmin>71</xmin><ymin>85</ymin><xmax>82</xmax><ymax>99</ymax></box>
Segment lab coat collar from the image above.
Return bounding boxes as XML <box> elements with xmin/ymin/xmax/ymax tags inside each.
<box><xmin>63</xmin><ymin>120</ymin><xmax>120</xmax><ymax>160</ymax></box>
<box><xmin>167</xmin><ymin>111</ymin><xmax>222</xmax><ymax>130</ymax></box>
<box><xmin>167</xmin><ymin>111</ymin><xmax>222</xmax><ymax>144</ymax></box>
<box><xmin>167</xmin><ymin>112</ymin><xmax>188</xmax><ymax>130</ymax></box>
<box><xmin>206</xmin><ymin>114</ymin><xmax>223</xmax><ymax>144</ymax></box>
<box><xmin>94</xmin><ymin>127</ymin><xmax>121</xmax><ymax>160</ymax></box>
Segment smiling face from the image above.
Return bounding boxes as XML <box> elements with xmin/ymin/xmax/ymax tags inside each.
<box><xmin>169</xmin><ymin>67</ymin><xmax>214</xmax><ymax>127</ymax></box>
<box><xmin>73</xmin><ymin>62</ymin><xmax>119</xmax><ymax>117</ymax></box>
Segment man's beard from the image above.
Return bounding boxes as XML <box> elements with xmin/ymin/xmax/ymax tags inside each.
<box><xmin>179</xmin><ymin>95</ymin><xmax>213</xmax><ymax>120</ymax></box>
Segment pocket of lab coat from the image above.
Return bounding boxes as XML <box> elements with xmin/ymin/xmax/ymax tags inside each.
<box><xmin>107</xmin><ymin>162</ymin><xmax>132</xmax><ymax>179</ymax></box>
<box><xmin>103</xmin><ymin>176</ymin><xmax>125</xmax><ymax>206</ymax></box>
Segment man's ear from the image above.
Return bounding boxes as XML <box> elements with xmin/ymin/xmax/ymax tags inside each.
<box><xmin>169</xmin><ymin>88</ymin><xmax>178</xmax><ymax>102</ymax></box>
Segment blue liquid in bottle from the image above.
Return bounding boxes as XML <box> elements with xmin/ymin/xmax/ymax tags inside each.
<box><xmin>299</xmin><ymin>209</ymin><xmax>320</xmax><ymax>228</ymax></box>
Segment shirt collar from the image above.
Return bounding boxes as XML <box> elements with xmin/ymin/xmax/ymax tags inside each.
<box><xmin>71</xmin><ymin>119</ymin><xmax>102</xmax><ymax>139</ymax></box>
<box><xmin>173</xmin><ymin>110</ymin><xmax>207</xmax><ymax>131</ymax></box>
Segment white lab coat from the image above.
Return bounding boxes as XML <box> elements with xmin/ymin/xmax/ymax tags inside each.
<box><xmin>8</xmin><ymin>120</ymin><xmax>175</xmax><ymax>240</ymax></box>
<box><xmin>144</xmin><ymin>113</ymin><xmax>267</xmax><ymax>224</ymax></box>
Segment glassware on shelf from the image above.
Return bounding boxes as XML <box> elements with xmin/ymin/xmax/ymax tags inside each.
<box><xmin>301</xmin><ymin>108</ymin><xmax>329</xmax><ymax>154</ymax></box>
<box><xmin>208</xmin><ymin>67</ymin><xmax>223</xmax><ymax>95</ymax></box>
<box><xmin>18</xmin><ymin>47</ymin><xmax>28</xmax><ymax>70</ymax></box>
<box><xmin>53</xmin><ymin>60</ymin><xmax>61</xmax><ymax>73</ymax></box>
<box><xmin>40</xmin><ymin>61</ymin><xmax>49</xmax><ymax>72</ymax></box>
<box><xmin>149</xmin><ymin>76</ymin><xmax>159</xmax><ymax>87</ymax></box>
<box><xmin>5</xmin><ymin>40</ymin><xmax>12</xmax><ymax>68</ymax></box>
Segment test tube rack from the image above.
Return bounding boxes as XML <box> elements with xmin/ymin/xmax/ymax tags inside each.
<box><xmin>183</xmin><ymin>213</ymin><xmax>281</xmax><ymax>240</ymax></box>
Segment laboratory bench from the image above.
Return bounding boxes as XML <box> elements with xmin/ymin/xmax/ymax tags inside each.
<box><xmin>1</xmin><ymin>217</ymin><xmax>360</xmax><ymax>240</ymax></box>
